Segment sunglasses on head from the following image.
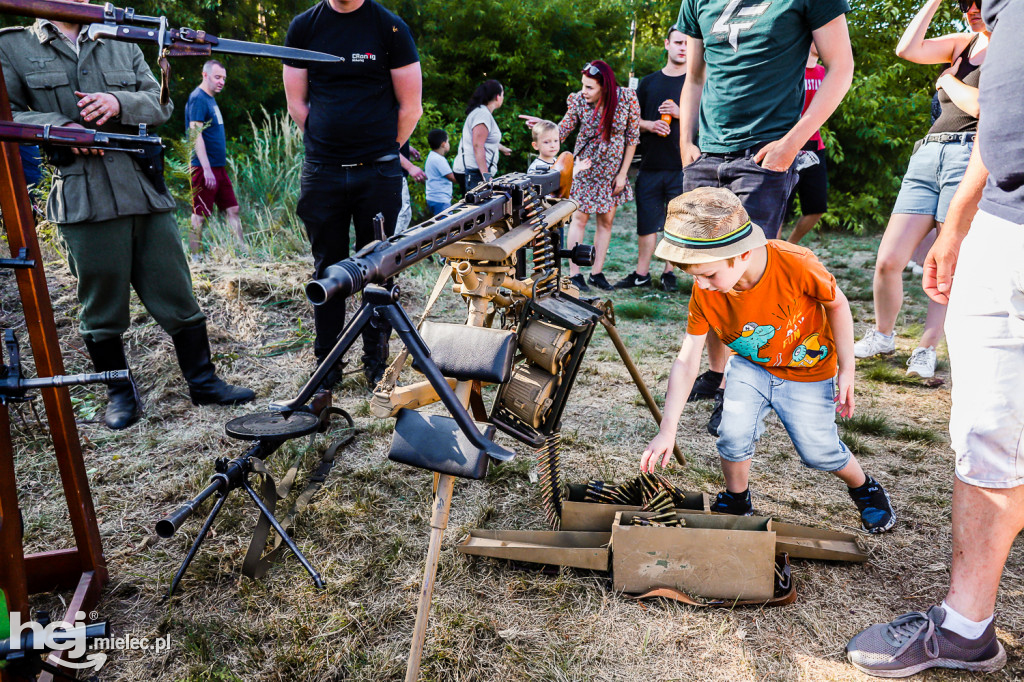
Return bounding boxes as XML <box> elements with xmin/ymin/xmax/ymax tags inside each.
<box><xmin>957</xmin><ymin>0</ymin><xmax>980</xmax><ymax>12</ymax></box>
<box><xmin>581</xmin><ymin>62</ymin><xmax>601</xmax><ymax>77</ymax></box>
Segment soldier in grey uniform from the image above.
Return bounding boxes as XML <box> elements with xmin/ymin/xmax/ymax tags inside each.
<box><xmin>0</xmin><ymin>9</ymin><xmax>253</xmax><ymax>430</ymax></box>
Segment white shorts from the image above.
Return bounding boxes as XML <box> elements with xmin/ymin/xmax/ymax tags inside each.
<box><xmin>946</xmin><ymin>210</ymin><xmax>1024</xmax><ymax>489</ymax></box>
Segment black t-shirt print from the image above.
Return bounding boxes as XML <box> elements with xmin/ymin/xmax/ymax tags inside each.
<box><xmin>285</xmin><ymin>0</ymin><xmax>419</xmax><ymax>163</ymax></box>
<box><xmin>637</xmin><ymin>70</ymin><xmax>685</xmax><ymax>172</ymax></box>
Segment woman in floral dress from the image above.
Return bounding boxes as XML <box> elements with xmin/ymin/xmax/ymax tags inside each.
<box><xmin>522</xmin><ymin>60</ymin><xmax>640</xmax><ymax>290</ymax></box>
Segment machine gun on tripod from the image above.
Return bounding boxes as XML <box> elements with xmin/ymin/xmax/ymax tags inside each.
<box><xmin>155</xmin><ymin>172</ymin><xmax>569</xmax><ymax>599</ymax></box>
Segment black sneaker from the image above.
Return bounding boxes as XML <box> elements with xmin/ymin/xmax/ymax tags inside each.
<box><xmin>569</xmin><ymin>273</ymin><xmax>590</xmax><ymax>292</ymax></box>
<box><xmin>706</xmin><ymin>388</ymin><xmax>724</xmax><ymax>436</ymax></box>
<box><xmin>660</xmin><ymin>271</ymin><xmax>678</xmax><ymax>292</ymax></box>
<box><xmin>710</xmin><ymin>489</ymin><xmax>753</xmax><ymax>516</ymax></box>
<box><xmin>587</xmin><ymin>272</ymin><xmax>614</xmax><ymax>291</ymax></box>
<box><xmin>848</xmin><ymin>475</ymin><xmax>897</xmax><ymax>533</ymax></box>
<box><xmin>689</xmin><ymin>369</ymin><xmax>724</xmax><ymax>401</ymax></box>
<box><xmin>613</xmin><ymin>271</ymin><xmax>652</xmax><ymax>289</ymax></box>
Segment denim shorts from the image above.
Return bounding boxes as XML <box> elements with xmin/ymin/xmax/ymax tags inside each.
<box><xmin>891</xmin><ymin>138</ymin><xmax>973</xmax><ymax>224</ymax></box>
<box><xmin>682</xmin><ymin>146</ymin><xmax>798</xmax><ymax>240</ymax></box>
<box><xmin>716</xmin><ymin>356</ymin><xmax>851</xmax><ymax>472</ymax></box>
<box><xmin>946</xmin><ymin>210</ymin><xmax>1024</xmax><ymax>489</ymax></box>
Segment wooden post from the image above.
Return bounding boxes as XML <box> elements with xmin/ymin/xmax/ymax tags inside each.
<box><xmin>0</xmin><ymin>66</ymin><xmax>106</xmax><ymax>682</ymax></box>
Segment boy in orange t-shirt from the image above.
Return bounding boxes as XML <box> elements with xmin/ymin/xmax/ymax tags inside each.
<box><xmin>640</xmin><ymin>187</ymin><xmax>896</xmax><ymax>533</ymax></box>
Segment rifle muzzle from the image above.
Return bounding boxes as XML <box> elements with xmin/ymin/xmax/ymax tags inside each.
<box><xmin>305</xmin><ymin>261</ymin><xmax>366</xmax><ymax>305</ymax></box>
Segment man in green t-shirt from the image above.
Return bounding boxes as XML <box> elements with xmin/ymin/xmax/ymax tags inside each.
<box><xmin>675</xmin><ymin>0</ymin><xmax>854</xmax><ymax>435</ymax></box>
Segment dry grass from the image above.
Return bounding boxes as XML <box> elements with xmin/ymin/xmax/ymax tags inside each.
<box><xmin>5</xmin><ymin>210</ymin><xmax>1024</xmax><ymax>681</ymax></box>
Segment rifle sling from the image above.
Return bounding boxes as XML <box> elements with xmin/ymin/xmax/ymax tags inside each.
<box><xmin>242</xmin><ymin>406</ymin><xmax>355</xmax><ymax>580</ymax></box>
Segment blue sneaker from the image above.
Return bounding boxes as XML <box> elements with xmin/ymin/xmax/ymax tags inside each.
<box><xmin>710</xmin><ymin>489</ymin><xmax>753</xmax><ymax>516</ymax></box>
<box><xmin>849</xmin><ymin>476</ymin><xmax>897</xmax><ymax>533</ymax></box>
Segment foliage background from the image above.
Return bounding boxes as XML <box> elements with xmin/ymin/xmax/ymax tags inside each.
<box><xmin>0</xmin><ymin>0</ymin><xmax>967</xmax><ymax>231</ymax></box>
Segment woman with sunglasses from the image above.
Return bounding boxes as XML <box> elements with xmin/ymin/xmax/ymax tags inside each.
<box><xmin>854</xmin><ymin>0</ymin><xmax>989</xmax><ymax>380</ymax></box>
<box><xmin>521</xmin><ymin>60</ymin><xmax>641</xmax><ymax>291</ymax></box>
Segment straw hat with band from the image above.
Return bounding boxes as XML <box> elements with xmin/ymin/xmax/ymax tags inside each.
<box><xmin>654</xmin><ymin>187</ymin><xmax>768</xmax><ymax>266</ymax></box>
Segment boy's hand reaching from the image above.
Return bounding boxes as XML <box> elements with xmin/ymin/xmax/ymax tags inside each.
<box><xmin>834</xmin><ymin>368</ymin><xmax>855</xmax><ymax>418</ymax></box>
<box><xmin>640</xmin><ymin>431</ymin><xmax>676</xmax><ymax>473</ymax></box>
<box><xmin>572</xmin><ymin>158</ymin><xmax>592</xmax><ymax>177</ymax></box>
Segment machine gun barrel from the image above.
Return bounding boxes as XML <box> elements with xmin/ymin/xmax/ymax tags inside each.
<box><xmin>155</xmin><ymin>443</ymin><xmax>261</xmax><ymax>538</ymax></box>
<box><xmin>306</xmin><ymin>171</ymin><xmax>562</xmax><ymax>306</ymax></box>
<box><xmin>306</xmin><ymin>194</ymin><xmax>507</xmax><ymax>305</ymax></box>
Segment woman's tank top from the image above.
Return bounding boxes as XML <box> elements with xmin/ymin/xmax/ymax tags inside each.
<box><xmin>929</xmin><ymin>34</ymin><xmax>983</xmax><ymax>134</ymax></box>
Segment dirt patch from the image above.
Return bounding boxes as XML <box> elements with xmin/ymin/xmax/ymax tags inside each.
<box><xmin>6</xmin><ymin>214</ymin><xmax>1023</xmax><ymax>681</ymax></box>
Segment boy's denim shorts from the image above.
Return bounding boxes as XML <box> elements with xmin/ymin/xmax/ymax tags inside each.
<box><xmin>891</xmin><ymin>136</ymin><xmax>973</xmax><ymax>224</ymax></box>
<box><xmin>717</xmin><ymin>356</ymin><xmax>851</xmax><ymax>472</ymax></box>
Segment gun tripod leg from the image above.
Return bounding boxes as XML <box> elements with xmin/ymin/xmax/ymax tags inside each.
<box><xmin>241</xmin><ymin>478</ymin><xmax>325</xmax><ymax>589</ymax></box>
<box><xmin>405</xmin><ymin>473</ymin><xmax>455</xmax><ymax>682</ymax></box>
<box><xmin>599</xmin><ymin>313</ymin><xmax>686</xmax><ymax>466</ymax></box>
<box><xmin>168</xmin><ymin>491</ymin><xmax>229</xmax><ymax>598</ymax></box>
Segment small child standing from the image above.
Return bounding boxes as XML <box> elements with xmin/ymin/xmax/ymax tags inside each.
<box><xmin>640</xmin><ymin>187</ymin><xmax>896</xmax><ymax>534</ymax></box>
<box><xmin>526</xmin><ymin>119</ymin><xmax>591</xmax><ymax>176</ymax></box>
<box><xmin>425</xmin><ymin>129</ymin><xmax>455</xmax><ymax>216</ymax></box>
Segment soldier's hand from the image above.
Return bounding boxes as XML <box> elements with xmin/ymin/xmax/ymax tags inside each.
<box><xmin>61</xmin><ymin>122</ymin><xmax>103</xmax><ymax>156</ymax></box>
<box><xmin>75</xmin><ymin>91</ymin><xmax>121</xmax><ymax>126</ymax></box>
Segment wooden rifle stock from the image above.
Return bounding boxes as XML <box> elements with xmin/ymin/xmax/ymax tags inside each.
<box><xmin>0</xmin><ymin>0</ymin><xmax>123</xmax><ymax>24</ymax></box>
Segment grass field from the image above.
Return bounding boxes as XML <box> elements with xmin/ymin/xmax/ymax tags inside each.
<box><xmin>4</xmin><ymin>204</ymin><xmax>1023</xmax><ymax>681</ymax></box>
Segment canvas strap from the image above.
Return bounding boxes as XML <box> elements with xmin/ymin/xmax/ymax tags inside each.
<box><xmin>242</xmin><ymin>406</ymin><xmax>355</xmax><ymax>580</ymax></box>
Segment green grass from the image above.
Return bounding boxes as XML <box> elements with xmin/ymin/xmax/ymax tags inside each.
<box><xmin>893</xmin><ymin>425</ymin><xmax>944</xmax><ymax>444</ymax></box>
<box><xmin>613</xmin><ymin>301</ymin><xmax>659</xmax><ymax>320</ymax></box>
<box><xmin>840</xmin><ymin>431</ymin><xmax>874</xmax><ymax>455</ymax></box>
<box><xmin>838</xmin><ymin>413</ymin><xmax>890</xmax><ymax>436</ymax></box>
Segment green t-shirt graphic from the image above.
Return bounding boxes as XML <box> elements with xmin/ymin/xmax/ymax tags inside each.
<box><xmin>676</xmin><ymin>0</ymin><xmax>850</xmax><ymax>153</ymax></box>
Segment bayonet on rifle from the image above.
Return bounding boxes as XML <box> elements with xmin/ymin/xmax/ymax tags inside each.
<box><xmin>0</xmin><ymin>0</ymin><xmax>341</xmax><ymax>63</ymax></box>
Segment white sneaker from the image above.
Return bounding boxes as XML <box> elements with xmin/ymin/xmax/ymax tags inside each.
<box><xmin>906</xmin><ymin>346</ymin><xmax>937</xmax><ymax>378</ymax></box>
<box><xmin>854</xmin><ymin>329</ymin><xmax>896</xmax><ymax>358</ymax></box>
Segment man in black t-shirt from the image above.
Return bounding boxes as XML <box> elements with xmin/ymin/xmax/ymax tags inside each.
<box><xmin>283</xmin><ymin>0</ymin><xmax>422</xmax><ymax>387</ymax></box>
<box><xmin>613</xmin><ymin>29</ymin><xmax>686</xmax><ymax>292</ymax></box>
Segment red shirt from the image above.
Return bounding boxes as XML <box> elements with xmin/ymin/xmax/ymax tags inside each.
<box><xmin>804</xmin><ymin>64</ymin><xmax>826</xmax><ymax>151</ymax></box>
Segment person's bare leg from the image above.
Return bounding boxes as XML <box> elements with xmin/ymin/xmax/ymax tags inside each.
<box><xmin>591</xmin><ymin>209</ymin><xmax>616</xmax><ymax>274</ymax></box>
<box><xmin>787</xmin><ymin>213</ymin><xmax>823</xmax><ymax>244</ymax></box>
<box><xmin>830</xmin><ymin>456</ymin><xmax>867</xmax><ymax>487</ymax></box>
<box><xmin>945</xmin><ymin>477</ymin><xmax>1024</xmax><ymax>621</ymax></box>
<box><xmin>911</xmin><ymin>226</ymin><xmax>936</xmax><ymax>265</ymax></box>
<box><xmin>720</xmin><ymin>458</ymin><xmax>752</xmax><ymax>493</ymax></box>
<box><xmin>918</xmin><ymin>221</ymin><xmax>946</xmax><ymax>349</ymax></box>
<box><xmin>872</xmin><ymin>213</ymin><xmax>937</xmax><ymax>336</ymax></box>
<box><xmin>567</xmin><ymin>211</ymin><xmax>590</xmax><ymax>277</ymax></box>
<box><xmin>189</xmin><ymin>213</ymin><xmax>205</xmax><ymax>255</ymax></box>
<box><xmin>226</xmin><ymin>206</ymin><xmax>244</xmax><ymax>245</ymax></box>
<box><xmin>636</xmin><ymin>233</ymin><xmax>656</xmax><ymax>277</ymax></box>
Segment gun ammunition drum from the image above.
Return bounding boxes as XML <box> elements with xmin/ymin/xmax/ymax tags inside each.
<box><xmin>501</xmin><ymin>363</ymin><xmax>558</xmax><ymax>427</ymax></box>
<box><xmin>520</xmin><ymin>319</ymin><xmax>573</xmax><ymax>374</ymax></box>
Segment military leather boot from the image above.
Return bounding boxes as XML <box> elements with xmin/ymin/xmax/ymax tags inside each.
<box><xmin>171</xmin><ymin>322</ymin><xmax>255</xmax><ymax>406</ymax></box>
<box><xmin>84</xmin><ymin>336</ymin><xmax>141</xmax><ymax>430</ymax></box>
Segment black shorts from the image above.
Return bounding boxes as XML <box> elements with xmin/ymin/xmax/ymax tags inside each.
<box><xmin>792</xmin><ymin>146</ymin><xmax>829</xmax><ymax>216</ymax></box>
<box><xmin>635</xmin><ymin>168</ymin><xmax>684</xmax><ymax>236</ymax></box>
